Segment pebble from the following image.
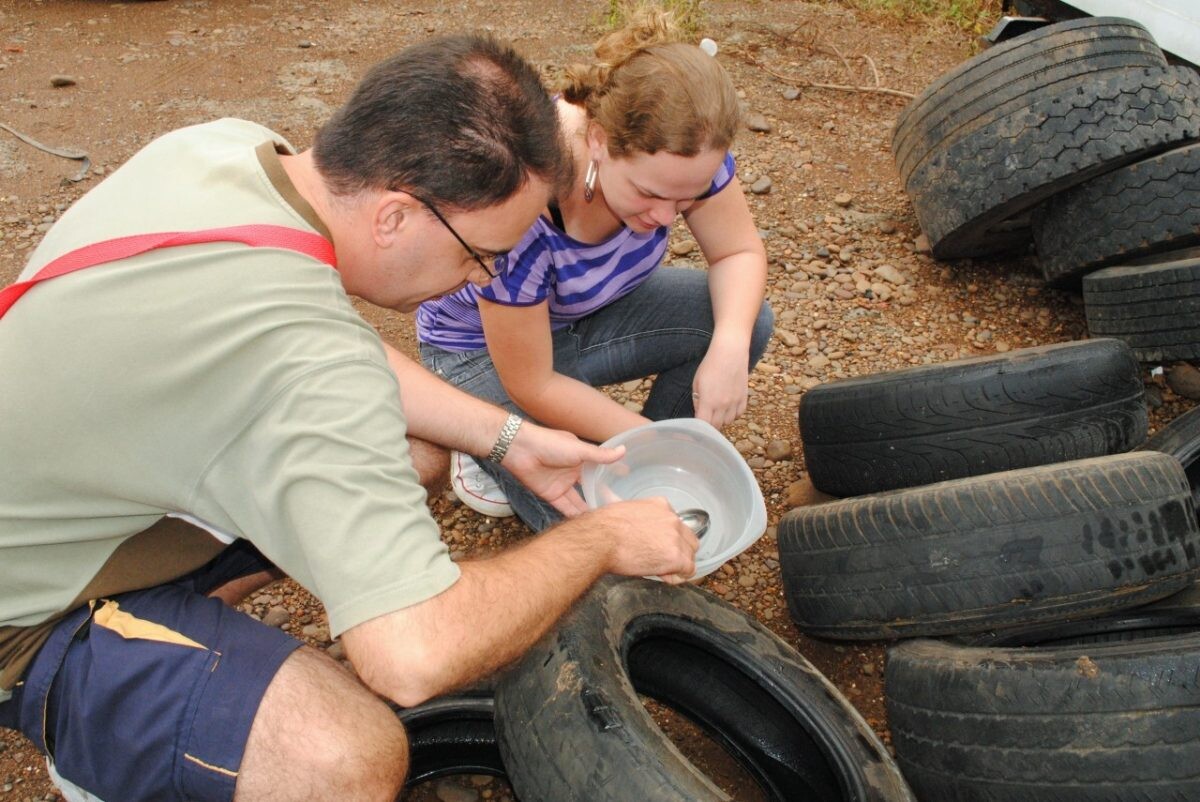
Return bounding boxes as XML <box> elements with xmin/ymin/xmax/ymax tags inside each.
<box><xmin>744</xmin><ymin>113</ymin><xmax>772</xmax><ymax>133</ymax></box>
<box><xmin>1145</xmin><ymin>384</ymin><xmax>1164</xmax><ymax>409</ymax></box>
<box><xmin>326</xmin><ymin>640</ymin><xmax>346</xmax><ymax>661</ymax></box>
<box><xmin>1166</xmin><ymin>363</ymin><xmax>1200</xmax><ymax>400</ymax></box>
<box><xmin>298</xmin><ymin>40</ymin><xmax>315</xmax><ymax>48</ymax></box>
<box><xmin>878</xmin><ymin>219</ymin><xmax>897</xmax><ymax>235</ymax></box>
<box><xmin>833</xmin><ymin>193</ymin><xmax>853</xmax><ymax>208</ymax></box>
<box><xmin>750</xmin><ymin>176</ymin><xmax>772</xmax><ymax>195</ymax></box>
<box><xmin>913</xmin><ymin>234</ymin><xmax>931</xmax><ymax>254</ymax></box>
<box><xmin>263</xmin><ymin>606</ymin><xmax>290</xmax><ymax>628</ymax></box>
<box><xmin>782</xmin><ymin>87</ymin><xmax>801</xmax><ymax>100</ymax></box>
<box><xmin>435</xmin><ymin>780</ymin><xmax>479</xmax><ymax>802</ymax></box>
<box><xmin>50</xmin><ymin>75</ymin><xmax>76</xmax><ymax>87</ymax></box>
<box><xmin>670</xmin><ymin>238</ymin><xmax>697</xmax><ymax>256</ymax></box>
<box><xmin>786</xmin><ymin>478</ymin><xmax>834</xmax><ymax>508</ymax></box>
<box><xmin>766</xmin><ymin>440</ymin><xmax>792</xmax><ymax>460</ymax></box>
<box><xmin>873</xmin><ymin>264</ymin><xmax>906</xmax><ymax>285</ymax></box>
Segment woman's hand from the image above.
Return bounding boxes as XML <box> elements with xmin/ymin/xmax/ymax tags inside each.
<box><xmin>692</xmin><ymin>335</ymin><xmax>751</xmax><ymax>429</ymax></box>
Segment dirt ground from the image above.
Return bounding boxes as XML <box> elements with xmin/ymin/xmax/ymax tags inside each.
<box><xmin>1</xmin><ymin>0</ymin><xmax>1194</xmax><ymax>799</ymax></box>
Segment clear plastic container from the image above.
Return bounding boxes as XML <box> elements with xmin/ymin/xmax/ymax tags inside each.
<box><xmin>581</xmin><ymin>418</ymin><xmax>768</xmax><ymax>579</ymax></box>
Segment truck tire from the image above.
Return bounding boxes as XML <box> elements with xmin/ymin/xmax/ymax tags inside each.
<box><xmin>799</xmin><ymin>339</ymin><xmax>1146</xmax><ymax>497</ymax></box>
<box><xmin>495</xmin><ymin>577</ymin><xmax>914</xmax><ymax>802</ymax></box>
<box><xmin>778</xmin><ymin>451</ymin><xmax>1200</xmax><ymax>640</ymax></box>
<box><xmin>887</xmin><ymin>613</ymin><xmax>1200</xmax><ymax>801</ymax></box>
<box><xmin>900</xmin><ymin>61</ymin><xmax>1200</xmax><ymax>258</ymax></box>
<box><xmin>1035</xmin><ymin>141</ymin><xmax>1200</xmax><ymax>284</ymax></box>
<box><xmin>1141</xmin><ymin>401</ymin><xmax>1200</xmax><ymax>506</ymax></box>
<box><xmin>1084</xmin><ymin>256</ymin><xmax>1200</xmax><ymax>361</ymax></box>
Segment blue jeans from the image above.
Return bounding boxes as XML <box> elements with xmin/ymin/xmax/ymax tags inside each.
<box><xmin>420</xmin><ymin>267</ymin><xmax>775</xmax><ymax>531</ymax></box>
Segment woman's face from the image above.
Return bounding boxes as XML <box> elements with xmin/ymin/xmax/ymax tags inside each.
<box><xmin>595</xmin><ymin>146</ymin><xmax>727</xmax><ymax>233</ymax></box>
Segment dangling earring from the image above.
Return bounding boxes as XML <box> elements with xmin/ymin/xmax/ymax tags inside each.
<box><xmin>583</xmin><ymin>159</ymin><xmax>598</xmax><ymax>203</ymax></box>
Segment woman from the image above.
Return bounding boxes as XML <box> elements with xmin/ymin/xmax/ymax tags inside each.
<box><xmin>416</xmin><ymin>11</ymin><xmax>774</xmax><ymax>529</ymax></box>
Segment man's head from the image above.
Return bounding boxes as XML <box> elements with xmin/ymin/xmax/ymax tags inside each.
<box><xmin>312</xmin><ymin>35</ymin><xmax>571</xmax><ymax>309</ymax></box>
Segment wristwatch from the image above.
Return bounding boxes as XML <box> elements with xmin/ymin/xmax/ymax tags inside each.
<box><xmin>487</xmin><ymin>413</ymin><xmax>523</xmax><ymax>464</ymax></box>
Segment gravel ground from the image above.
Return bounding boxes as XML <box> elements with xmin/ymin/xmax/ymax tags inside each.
<box><xmin>1</xmin><ymin>1</ymin><xmax>1196</xmax><ymax>799</ymax></box>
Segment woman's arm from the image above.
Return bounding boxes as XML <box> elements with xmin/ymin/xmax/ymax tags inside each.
<box><xmin>682</xmin><ymin>175</ymin><xmax>770</xmax><ymax>428</ymax></box>
<box><xmin>479</xmin><ymin>297</ymin><xmax>649</xmax><ymax>443</ymax></box>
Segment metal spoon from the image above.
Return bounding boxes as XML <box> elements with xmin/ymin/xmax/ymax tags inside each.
<box><xmin>677</xmin><ymin>508</ymin><xmax>711</xmax><ymax>540</ymax></box>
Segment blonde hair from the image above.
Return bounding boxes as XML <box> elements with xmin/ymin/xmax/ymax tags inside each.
<box><xmin>560</xmin><ymin>8</ymin><xmax>740</xmax><ymax>158</ymax></box>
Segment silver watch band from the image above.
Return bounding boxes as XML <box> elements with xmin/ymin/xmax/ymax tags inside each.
<box><xmin>486</xmin><ymin>413</ymin><xmax>523</xmax><ymax>464</ymax></box>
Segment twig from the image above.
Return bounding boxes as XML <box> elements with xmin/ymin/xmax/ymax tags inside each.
<box><xmin>744</xmin><ymin>55</ymin><xmax>914</xmax><ymax>100</ymax></box>
<box><xmin>824</xmin><ymin>40</ymin><xmax>853</xmax><ymax>77</ymax></box>
<box><xmin>862</xmin><ymin>54</ymin><xmax>881</xmax><ymax>88</ymax></box>
<box><xmin>0</xmin><ymin>122</ymin><xmax>90</xmax><ymax>181</ymax></box>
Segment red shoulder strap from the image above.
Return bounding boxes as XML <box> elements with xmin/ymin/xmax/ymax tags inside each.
<box><xmin>0</xmin><ymin>224</ymin><xmax>337</xmax><ymax>319</ymax></box>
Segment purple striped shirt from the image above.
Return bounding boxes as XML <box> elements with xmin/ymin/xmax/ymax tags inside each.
<box><xmin>416</xmin><ymin>152</ymin><xmax>736</xmax><ymax>351</ymax></box>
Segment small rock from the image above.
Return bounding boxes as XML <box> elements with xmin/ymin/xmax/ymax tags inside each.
<box><xmin>435</xmin><ymin>780</ymin><xmax>479</xmax><ymax>802</ymax></box>
<box><xmin>914</xmin><ymin>234</ymin><xmax>931</xmax><ymax>254</ymax></box>
<box><xmin>745</xmin><ymin>112</ymin><xmax>772</xmax><ymax>133</ymax></box>
<box><xmin>738</xmin><ymin>574</ymin><xmax>757</xmax><ymax>588</ymax></box>
<box><xmin>782</xmin><ymin>87</ymin><xmax>801</xmax><ymax>100</ymax></box>
<box><xmin>50</xmin><ymin>74</ymin><xmax>76</xmax><ymax>88</ymax></box>
<box><xmin>298</xmin><ymin>40</ymin><xmax>315</xmax><ymax>48</ymax></box>
<box><xmin>326</xmin><ymin>640</ymin><xmax>346</xmax><ymax>661</ymax></box>
<box><xmin>1145</xmin><ymin>384</ymin><xmax>1164</xmax><ymax>409</ymax></box>
<box><xmin>861</xmin><ymin>662</ymin><xmax>877</xmax><ymax>676</ymax></box>
<box><xmin>670</xmin><ymin>238</ymin><xmax>697</xmax><ymax>256</ymax></box>
<box><xmin>469</xmin><ymin>775</ymin><xmax>494</xmax><ymax>787</ymax></box>
<box><xmin>263</xmin><ymin>606</ymin><xmax>290</xmax><ymax>628</ymax></box>
<box><xmin>786</xmin><ymin>477</ymin><xmax>834</xmax><ymax>508</ymax></box>
<box><xmin>833</xmin><ymin>192</ymin><xmax>852</xmax><ymax>208</ymax></box>
<box><xmin>878</xmin><ymin>219</ymin><xmax>897</xmax><ymax>235</ymax></box>
<box><xmin>995</xmin><ymin>341</ymin><xmax>1011</xmax><ymax>353</ymax></box>
<box><xmin>1166</xmin><ymin>363</ymin><xmax>1200</xmax><ymax>400</ymax></box>
<box><xmin>766</xmin><ymin>440</ymin><xmax>793</xmax><ymax>461</ymax></box>
<box><xmin>750</xmin><ymin>176</ymin><xmax>772</xmax><ymax>195</ymax></box>
<box><xmin>873</xmin><ymin>264</ymin><xmax>907</xmax><ymax>285</ymax></box>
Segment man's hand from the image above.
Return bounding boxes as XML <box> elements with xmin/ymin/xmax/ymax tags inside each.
<box><xmin>500</xmin><ymin>422</ymin><xmax>625</xmax><ymax>516</ymax></box>
<box><xmin>588</xmin><ymin>497</ymin><xmax>700</xmax><ymax>583</ymax></box>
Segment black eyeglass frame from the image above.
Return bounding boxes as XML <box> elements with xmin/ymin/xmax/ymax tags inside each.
<box><xmin>410</xmin><ymin>194</ymin><xmax>500</xmax><ymax>279</ymax></box>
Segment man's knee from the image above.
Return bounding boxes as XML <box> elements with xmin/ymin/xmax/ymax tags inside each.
<box><xmin>237</xmin><ymin>647</ymin><xmax>408</xmax><ymax>801</ymax></box>
<box><xmin>408</xmin><ymin>436</ymin><xmax>450</xmax><ymax>494</ymax></box>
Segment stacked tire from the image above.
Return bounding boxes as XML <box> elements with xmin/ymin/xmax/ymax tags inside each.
<box><xmin>782</xmin><ymin>338</ymin><xmax>1200</xmax><ymax>799</ymax></box>
<box><xmin>894</xmin><ymin>16</ymin><xmax>1200</xmax><ymax>364</ymax></box>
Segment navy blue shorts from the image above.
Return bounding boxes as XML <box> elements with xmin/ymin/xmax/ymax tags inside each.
<box><xmin>0</xmin><ymin>540</ymin><xmax>302</xmax><ymax>802</ymax></box>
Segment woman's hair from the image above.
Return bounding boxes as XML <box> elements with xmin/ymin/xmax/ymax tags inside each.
<box><xmin>560</xmin><ymin>8</ymin><xmax>740</xmax><ymax>158</ymax></box>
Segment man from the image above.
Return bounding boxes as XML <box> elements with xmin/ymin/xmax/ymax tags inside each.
<box><xmin>0</xmin><ymin>35</ymin><xmax>698</xmax><ymax>801</ymax></box>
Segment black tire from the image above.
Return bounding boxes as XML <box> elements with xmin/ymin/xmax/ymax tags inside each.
<box><xmin>893</xmin><ymin>17</ymin><xmax>1165</xmax><ymax>188</ymax></box>
<box><xmin>799</xmin><ymin>339</ymin><xmax>1147</xmax><ymax>497</ymax></box>
<box><xmin>495</xmin><ymin>577</ymin><xmax>914</xmax><ymax>802</ymax></box>
<box><xmin>1034</xmin><ymin>141</ymin><xmax>1200</xmax><ymax>284</ymax></box>
<box><xmin>1141</xmin><ymin>401</ymin><xmax>1200</xmax><ymax>506</ymax></box>
<box><xmin>903</xmin><ymin>64</ymin><xmax>1200</xmax><ymax>259</ymax></box>
<box><xmin>396</xmin><ymin>691</ymin><xmax>506</xmax><ymax>787</ymax></box>
<box><xmin>1084</xmin><ymin>256</ymin><xmax>1200</xmax><ymax>361</ymax></box>
<box><xmin>886</xmin><ymin>615</ymin><xmax>1200</xmax><ymax>801</ymax></box>
<box><xmin>778</xmin><ymin>451</ymin><xmax>1200</xmax><ymax>640</ymax></box>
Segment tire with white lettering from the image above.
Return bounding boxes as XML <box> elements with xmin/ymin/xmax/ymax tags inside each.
<box><xmin>495</xmin><ymin>577</ymin><xmax>914</xmax><ymax>802</ymax></box>
<box><xmin>799</xmin><ymin>339</ymin><xmax>1146</xmax><ymax>497</ymax></box>
<box><xmin>779</xmin><ymin>451</ymin><xmax>1200</xmax><ymax>640</ymax></box>
<box><xmin>1034</xmin><ymin>141</ymin><xmax>1200</xmax><ymax>284</ymax></box>
<box><xmin>887</xmin><ymin>611</ymin><xmax>1200</xmax><ymax>800</ymax></box>
<box><xmin>1084</xmin><ymin>256</ymin><xmax>1200</xmax><ymax>362</ymax></box>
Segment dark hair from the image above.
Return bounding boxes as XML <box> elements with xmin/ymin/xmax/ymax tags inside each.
<box><xmin>313</xmin><ymin>34</ymin><xmax>572</xmax><ymax>210</ymax></box>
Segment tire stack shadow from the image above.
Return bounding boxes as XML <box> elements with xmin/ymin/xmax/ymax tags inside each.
<box><xmin>782</xmin><ymin>17</ymin><xmax>1200</xmax><ymax>799</ymax></box>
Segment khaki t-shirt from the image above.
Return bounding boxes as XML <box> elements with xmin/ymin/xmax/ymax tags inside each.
<box><xmin>0</xmin><ymin>118</ymin><xmax>460</xmax><ymax>692</ymax></box>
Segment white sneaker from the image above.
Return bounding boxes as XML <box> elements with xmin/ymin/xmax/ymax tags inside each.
<box><xmin>450</xmin><ymin>450</ymin><xmax>514</xmax><ymax>518</ymax></box>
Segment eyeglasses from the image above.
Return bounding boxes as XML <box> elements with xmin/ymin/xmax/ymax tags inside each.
<box><xmin>411</xmin><ymin>194</ymin><xmax>499</xmax><ymax>280</ymax></box>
